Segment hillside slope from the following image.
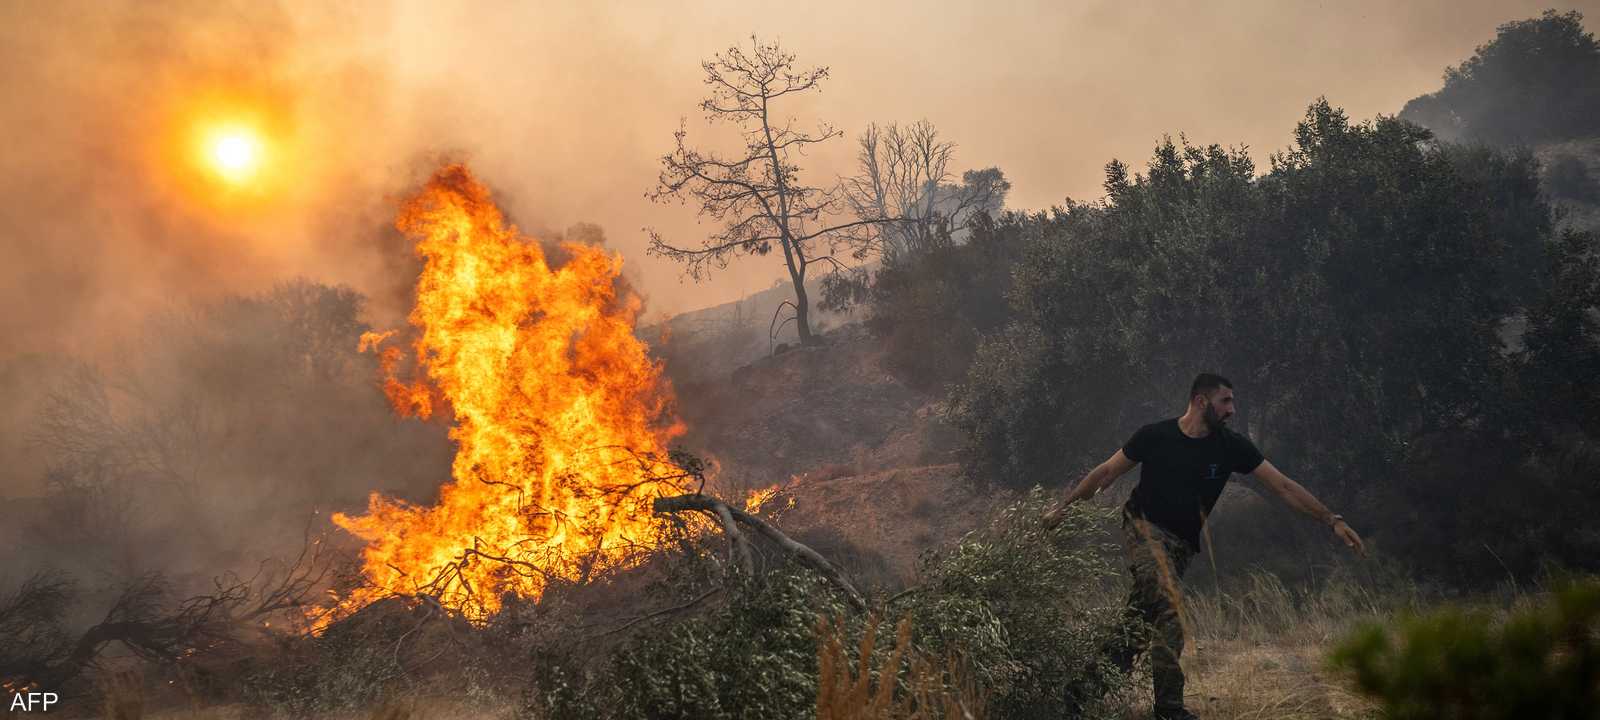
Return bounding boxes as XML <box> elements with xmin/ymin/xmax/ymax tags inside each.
<box><xmin>641</xmin><ymin>276</ymin><xmax>862</xmax><ymax>385</ymax></box>
<box><xmin>670</xmin><ymin>323</ymin><xmax>989</xmax><ymax>586</ymax></box>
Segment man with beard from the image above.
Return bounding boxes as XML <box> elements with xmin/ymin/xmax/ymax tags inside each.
<box><xmin>1042</xmin><ymin>373</ymin><xmax>1365</xmax><ymax>720</ymax></box>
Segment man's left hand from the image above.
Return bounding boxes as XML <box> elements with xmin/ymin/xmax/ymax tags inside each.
<box><xmin>1333</xmin><ymin>519</ymin><xmax>1366</xmax><ymax>558</ymax></box>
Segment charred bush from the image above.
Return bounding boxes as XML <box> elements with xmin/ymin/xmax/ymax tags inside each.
<box><xmin>239</xmin><ymin>599</ymin><xmax>442</xmax><ymax>716</ymax></box>
<box><xmin>0</xmin><ymin>571</ymin><xmax>76</xmax><ymax>691</ymax></box>
<box><xmin>26</xmin><ymin>280</ymin><xmax>452</xmax><ymax>589</ymax></box>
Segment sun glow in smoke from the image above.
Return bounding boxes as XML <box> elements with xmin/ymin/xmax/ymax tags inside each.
<box><xmin>198</xmin><ymin>125</ymin><xmax>264</xmax><ymax>184</ymax></box>
<box><xmin>325</xmin><ymin>164</ymin><xmax>688</xmax><ymax>624</ymax></box>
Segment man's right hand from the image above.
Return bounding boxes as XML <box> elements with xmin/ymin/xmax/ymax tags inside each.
<box><xmin>1043</xmin><ymin>452</ymin><xmax>1132</xmax><ymax>530</ymax></box>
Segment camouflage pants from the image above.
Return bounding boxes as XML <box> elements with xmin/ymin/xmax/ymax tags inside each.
<box><xmin>1107</xmin><ymin>512</ymin><xmax>1195</xmax><ymax>713</ymax></box>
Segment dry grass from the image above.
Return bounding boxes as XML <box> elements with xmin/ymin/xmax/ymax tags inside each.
<box><xmin>98</xmin><ymin>671</ymin><xmax>145</xmax><ymax>720</ymax></box>
<box><xmin>1181</xmin><ymin>639</ymin><xmax>1375</xmax><ymax>719</ymax></box>
<box><xmin>817</xmin><ymin>615</ymin><xmax>985</xmax><ymax>720</ymax></box>
<box><xmin>1140</xmin><ymin>568</ymin><xmax>1420</xmax><ymax>720</ymax></box>
<box><xmin>1088</xmin><ymin>534</ymin><xmax>1390</xmax><ymax>720</ymax></box>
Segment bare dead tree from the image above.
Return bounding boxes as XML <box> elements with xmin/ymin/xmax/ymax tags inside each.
<box><xmin>648</xmin><ymin>36</ymin><xmax>884</xmax><ymax>346</ymax></box>
<box><xmin>653</xmin><ymin>493</ymin><xmax>866</xmax><ymax>611</ymax></box>
<box><xmin>842</xmin><ymin>120</ymin><xmax>1010</xmax><ymax>264</ymax></box>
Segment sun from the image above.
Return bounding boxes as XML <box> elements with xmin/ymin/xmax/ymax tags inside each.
<box><xmin>200</xmin><ymin>125</ymin><xmax>264</xmax><ymax>184</ymax></box>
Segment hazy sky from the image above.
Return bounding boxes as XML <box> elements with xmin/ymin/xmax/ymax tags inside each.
<box><xmin>3</xmin><ymin>0</ymin><xmax>1597</xmax><ymax>357</ymax></box>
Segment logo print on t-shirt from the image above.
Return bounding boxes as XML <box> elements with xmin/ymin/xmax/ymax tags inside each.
<box><xmin>1205</xmin><ymin>463</ymin><xmax>1221</xmax><ymax>480</ymax></box>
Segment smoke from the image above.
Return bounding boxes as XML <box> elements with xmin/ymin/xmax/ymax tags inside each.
<box><xmin>0</xmin><ymin>3</ymin><xmax>443</xmax><ymax>595</ymax></box>
<box><xmin>0</xmin><ymin>1</ymin><xmax>420</xmax><ymax>356</ymax></box>
<box><xmin>1</xmin><ymin>279</ymin><xmax>455</xmax><ymax>599</ymax></box>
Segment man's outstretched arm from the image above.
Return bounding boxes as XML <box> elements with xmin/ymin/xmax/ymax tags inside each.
<box><xmin>1249</xmin><ymin>459</ymin><xmax>1366</xmax><ymax>557</ymax></box>
<box><xmin>1042</xmin><ymin>450</ymin><xmax>1137</xmax><ymax>528</ymax></box>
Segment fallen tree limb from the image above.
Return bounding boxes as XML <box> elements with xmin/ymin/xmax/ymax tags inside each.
<box><xmin>653</xmin><ymin>493</ymin><xmax>866</xmax><ymax>611</ymax></box>
<box><xmin>710</xmin><ymin>501</ymin><xmax>755</xmax><ymax>576</ymax></box>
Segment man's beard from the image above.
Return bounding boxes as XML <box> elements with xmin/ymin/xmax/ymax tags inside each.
<box><xmin>1202</xmin><ymin>401</ymin><xmax>1228</xmax><ymax>429</ymax></box>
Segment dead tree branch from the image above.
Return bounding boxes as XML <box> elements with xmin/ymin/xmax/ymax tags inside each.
<box><xmin>653</xmin><ymin>493</ymin><xmax>866</xmax><ymax>611</ymax></box>
<box><xmin>711</xmin><ymin>501</ymin><xmax>755</xmax><ymax>576</ymax></box>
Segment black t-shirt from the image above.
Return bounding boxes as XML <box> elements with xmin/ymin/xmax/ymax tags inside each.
<box><xmin>1121</xmin><ymin>418</ymin><xmax>1265</xmax><ymax>550</ymax></box>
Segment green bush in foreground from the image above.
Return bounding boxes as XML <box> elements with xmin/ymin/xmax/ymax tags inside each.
<box><xmin>1330</xmin><ymin>580</ymin><xmax>1600</xmax><ymax>719</ymax></box>
<box><xmin>528</xmin><ymin>566</ymin><xmax>843</xmax><ymax>720</ymax></box>
<box><xmin>898</xmin><ymin>490</ymin><xmax>1131</xmax><ymax>719</ymax></box>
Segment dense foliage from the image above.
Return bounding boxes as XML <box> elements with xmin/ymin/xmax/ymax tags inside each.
<box><xmin>1400</xmin><ymin>10</ymin><xmax>1600</xmax><ymax>144</ymax></box>
<box><xmin>1544</xmin><ymin>154</ymin><xmax>1600</xmax><ymax>204</ymax></box>
<box><xmin>952</xmin><ymin>101</ymin><xmax>1548</xmax><ymax>485</ymax></box>
<box><xmin>1330</xmin><ymin>579</ymin><xmax>1600</xmax><ymax>719</ymax></box>
<box><xmin>861</xmin><ymin>212</ymin><xmax>1036</xmax><ymax>389</ymax></box>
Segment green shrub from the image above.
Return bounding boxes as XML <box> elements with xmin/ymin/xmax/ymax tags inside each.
<box><xmin>529</xmin><ymin>565</ymin><xmax>846</xmax><ymax>720</ymax></box>
<box><xmin>898</xmin><ymin>490</ymin><xmax>1131</xmax><ymax>719</ymax></box>
<box><xmin>1330</xmin><ymin>579</ymin><xmax>1600</xmax><ymax>719</ymax></box>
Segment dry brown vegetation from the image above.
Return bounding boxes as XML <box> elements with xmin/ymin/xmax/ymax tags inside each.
<box><xmin>1175</xmin><ymin>572</ymin><xmax>1398</xmax><ymax>720</ymax></box>
<box><xmin>816</xmin><ymin>616</ymin><xmax>985</xmax><ymax>720</ymax></box>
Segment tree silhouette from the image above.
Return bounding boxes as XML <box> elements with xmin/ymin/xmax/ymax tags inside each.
<box><xmin>649</xmin><ymin>37</ymin><xmax>881</xmax><ymax>346</ymax></box>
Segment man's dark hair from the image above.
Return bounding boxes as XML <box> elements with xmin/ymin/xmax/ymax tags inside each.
<box><xmin>1189</xmin><ymin>373</ymin><xmax>1233</xmax><ymax>401</ymax></box>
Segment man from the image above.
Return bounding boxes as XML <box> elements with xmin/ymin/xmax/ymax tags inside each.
<box><xmin>1042</xmin><ymin>373</ymin><xmax>1365</xmax><ymax>720</ymax></box>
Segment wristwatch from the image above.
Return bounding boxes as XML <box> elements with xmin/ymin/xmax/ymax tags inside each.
<box><xmin>1328</xmin><ymin>513</ymin><xmax>1346</xmax><ymax>528</ymax></box>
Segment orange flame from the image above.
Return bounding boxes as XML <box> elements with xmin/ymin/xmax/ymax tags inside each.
<box><xmin>330</xmin><ymin>164</ymin><xmax>685</xmax><ymax>622</ymax></box>
<box><xmin>742</xmin><ymin>486</ymin><xmax>780</xmax><ymax>515</ymax></box>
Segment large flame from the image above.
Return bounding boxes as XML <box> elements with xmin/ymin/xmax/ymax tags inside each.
<box><xmin>330</xmin><ymin>164</ymin><xmax>685</xmax><ymax>622</ymax></box>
